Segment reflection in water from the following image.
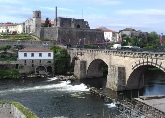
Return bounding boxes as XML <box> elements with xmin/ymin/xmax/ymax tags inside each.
<box><xmin>118</xmin><ymin>69</ymin><xmax>165</xmax><ymax>100</ymax></box>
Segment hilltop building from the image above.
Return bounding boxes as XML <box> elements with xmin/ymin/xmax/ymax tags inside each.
<box><xmin>0</xmin><ymin>22</ymin><xmax>24</xmax><ymax>34</ymax></box>
<box><xmin>96</xmin><ymin>26</ymin><xmax>119</xmax><ymax>42</ymax></box>
<box><xmin>119</xmin><ymin>28</ymin><xmax>148</xmax><ymax>42</ymax></box>
<box><xmin>0</xmin><ymin>9</ymin><xmax>104</xmax><ymax>46</ymax></box>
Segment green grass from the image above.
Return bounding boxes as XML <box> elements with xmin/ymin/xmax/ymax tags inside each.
<box><xmin>0</xmin><ymin>57</ymin><xmax>17</xmax><ymax>61</ymax></box>
<box><xmin>0</xmin><ymin>69</ymin><xmax>19</xmax><ymax>79</ymax></box>
<box><xmin>0</xmin><ymin>34</ymin><xmax>36</xmax><ymax>40</ymax></box>
<box><xmin>0</xmin><ymin>100</ymin><xmax>37</xmax><ymax>118</ymax></box>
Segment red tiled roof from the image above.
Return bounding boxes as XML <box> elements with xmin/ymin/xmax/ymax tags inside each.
<box><xmin>96</xmin><ymin>26</ymin><xmax>115</xmax><ymax>32</ymax></box>
<box><xmin>19</xmin><ymin>47</ymin><xmax>52</xmax><ymax>52</ymax></box>
<box><xmin>41</xmin><ymin>20</ymin><xmax>54</xmax><ymax>25</ymax></box>
<box><xmin>0</xmin><ymin>22</ymin><xmax>17</xmax><ymax>27</ymax></box>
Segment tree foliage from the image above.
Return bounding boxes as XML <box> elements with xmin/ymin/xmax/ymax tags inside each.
<box><xmin>0</xmin><ymin>45</ymin><xmax>11</xmax><ymax>52</ymax></box>
<box><xmin>50</xmin><ymin>46</ymin><xmax>70</xmax><ymax>75</ymax></box>
<box><xmin>120</xmin><ymin>32</ymin><xmax>161</xmax><ymax>49</ymax></box>
<box><xmin>42</xmin><ymin>18</ymin><xmax>51</xmax><ymax>27</ymax></box>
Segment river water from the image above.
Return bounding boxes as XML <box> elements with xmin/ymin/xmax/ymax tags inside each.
<box><xmin>0</xmin><ymin>70</ymin><xmax>165</xmax><ymax>118</ymax></box>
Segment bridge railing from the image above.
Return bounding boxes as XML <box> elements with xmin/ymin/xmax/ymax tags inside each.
<box><xmin>68</xmin><ymin>45</ymin><xmax>165</xmax><ymax>53</ymax></box>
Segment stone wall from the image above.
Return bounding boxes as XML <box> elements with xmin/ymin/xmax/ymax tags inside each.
<box><xmin>58</xmin><ymin>28</ymin><xmax>104</xmax><ymax>46</ymax></box>
<box><xmin>0</xmin><ymin>104</ymin><xmax>26</xmax><ymax>118</ymax></box>
<box><xmin>0</xmin><ymin>40</ymin><xmax>53</xmax><ymax>48</ymax></box>
<box><xmin>33</xmin><ymin>27</ymin><xmax>104</xmax><ymax>46</ymax></box>
<box><xmin>68</xmin><ymin>48</ymin><xmax>165</xmax><ymax>91</ymax></box>
<box><xmin>18</xmin><ymin>59</ymin><xmax>54</xmax><ymax>74</ymax></box>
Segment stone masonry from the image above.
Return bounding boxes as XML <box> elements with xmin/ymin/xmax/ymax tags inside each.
<box><xmin>68</xmin><ymin>48</ymin><xmax>165</xmax><ymax>91</ymax></box>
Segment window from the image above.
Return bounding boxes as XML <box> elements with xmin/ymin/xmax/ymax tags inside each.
<box><xmin>40</xmin><ymin>60</ymin><xmax>41</xmax><ymax>63</ymax></box>
<box><xmin>32</xmin><ymin>64</ymin><xmax>34</xmax><ymax>67</ymax></box>
<box><xmin>24</xmin><ymin>53</ymin><xmax>27</xmax><ymax>57</ymax></box>
<box><xmin>48</xmin><ymin>53</ymin><xmax>51</xmax><ymax>57</ymax></box>
<box><xmin>32</xmin><ymin>60</ymin><xmax>33</xmax><ymax>63</ymax></box>
<box><xmin>39</xmin><ymin>53</ymin><xmax>42</xmax><ymax>57</ymax></box>
<box><xmin>31</xmin><ymin>53</ymin><xmax>34</xmax><ymax>57</ymax></box>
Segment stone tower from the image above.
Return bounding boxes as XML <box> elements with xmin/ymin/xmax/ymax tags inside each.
<box><xmin>33</xmin><ymin>10</ymin><xmax>41</xmax><ymax>32</ymax></box>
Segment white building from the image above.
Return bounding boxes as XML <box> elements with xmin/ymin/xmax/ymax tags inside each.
<box><xmin>18</xmin><ymin>47</ymin><xmax>54</xmax><ymax>75</ymax></box>
<box><xmin>96</xmin><ymin>27</ymin><xmax>119</xmax><ymax>42</ymax></box>
<box><xmin>0</xmin><ymin>22</ymin><xmax>24</xmax><ymax>34</ymax></box>
<box><xmin>18</xmin><ymin>47</ymin><xmax>53</xmax><ymax>60</ymax></box>
<box><xmin>104</xmin><ymin>30</ymin><xmax>113</xmax><ymax>41</ymax></box>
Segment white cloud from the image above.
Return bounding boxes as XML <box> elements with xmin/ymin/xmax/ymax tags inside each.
<box><xmin>116</xmin><ymin>9</ymin><xmax>165</xmax><ymax>16</ymax></box>
<box><xmin>39</xmin><ymin>7</ymin><xmax>75</xmax><ymax>12</ymax></box>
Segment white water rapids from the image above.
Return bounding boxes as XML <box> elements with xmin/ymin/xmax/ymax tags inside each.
<box><xmin>0</xmin><ymin>77</ymin><xmax>90</xmax><ymax>95</ymax></box>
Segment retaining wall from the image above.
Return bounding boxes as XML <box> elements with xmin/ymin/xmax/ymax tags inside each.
<box><xmin>0</xmin><ymin>104</ymin><xmax>26</xmax><ymax>118</ymax></box>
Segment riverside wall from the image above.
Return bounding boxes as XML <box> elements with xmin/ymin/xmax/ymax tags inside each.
<box><xmin>0</xmin><ymin>104</ymin><xmax>26</xmax><ymax>118</ymax></box>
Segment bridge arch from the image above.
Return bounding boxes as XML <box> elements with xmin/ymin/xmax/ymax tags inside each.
<box><xmin>126</xmin><ymin>60</ymin><xmax>165</xmax><ymax>90</ymax></box>
<box><xmin>67</xmin><ymin>48</ymin><xmax>165</xmax><ymax>91</ymax></box>
<box><xmin>86</xmin><ymin>59</ymin><xmax>108</xmax><ymax>78</ymax></box>
<box><xmin>132</xmin><ymin>59</ymin><xmax>165</xmax><ymax>72</ymax></box>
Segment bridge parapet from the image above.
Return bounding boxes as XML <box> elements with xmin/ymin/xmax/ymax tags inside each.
<box><xmin>68</xmin><ymin>48</ymin><xmax>165</xmax><ymax>60</ymax></box>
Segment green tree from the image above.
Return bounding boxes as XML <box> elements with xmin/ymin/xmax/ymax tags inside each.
<box><xmin>130</xmin><ymin>36</ymin><xmax>142</xmax><ymax>47</ymax></box>
<box><xmin>42</xmin><ymin>18</ymin><xmax>51</xmax><ymax>27</ymax></box>
<box><xmin>0</xmin><ymin>45</ymin><xmax>11</xmax><ymax>52</ymax></box>
<box><xmin>50</xmin><ymin>46</ymin><xmax>70</xmax><ymax>75</ymax></box>
<box><xmin>146</xmin><ymin>32</ymin><xmax>159</xmax><ymax>48</ymax></box>
<box><xmin>121</xmin><ymin>34</ymin><xmax>131</xmax><ymax>46</ymax></box>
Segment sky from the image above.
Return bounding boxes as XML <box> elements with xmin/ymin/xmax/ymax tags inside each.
<box><xmin>0</xmin><ymin>0</ymin><xmax>165</xmax><ymax>34</ymax></box>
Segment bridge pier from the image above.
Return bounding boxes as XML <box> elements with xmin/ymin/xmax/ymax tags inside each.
<box><xmin>74</xmin><ymin>60</ymin><xmax>87</xmax><ymax>79</ymax></box>
<box><xmin>106</xmin><ymin>65</ymin><xmax>126</xmax><ymax>91</ymax></box>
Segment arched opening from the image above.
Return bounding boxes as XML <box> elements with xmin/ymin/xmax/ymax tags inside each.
<box><xmin>47</xmin><ymin>66</ymin><xmax>52</xmax><ymax>73</ymax></box>
<box><xmin>126</xmin><ymin>65</ymin><xmax>165</xmax><ymax>97</ymax></box>
<box><xmin>80</xmin><ymin>59</ymin><xmax>108</xmax><ymax>89</ymax></box>
<box><xmin>86</xmin><ymin>59</ymin><xmax>108</xmax><ymax>78</ymax></box>
<box><xmin>36</xmin><ymin>66</ymin><xmax>47</xmax><ymax>74</ymax></box>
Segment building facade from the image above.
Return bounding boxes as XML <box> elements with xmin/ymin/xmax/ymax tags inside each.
<box><xmin>1</xmin><ymin>10</ymin><xmax>104</xmax><ymax>46</ymax></box>
<box><xmin>119</xmin><ymin>28</ymin><xmax>148</xmax><ymax>42</ymax></box>
<box><xmin>0</xmin><ymin>22</ymin><xmax>24</xmax><ymax>34</ymax></box>
<box><xmin>96</xmin><ymin>26</ymin><xmax>119</xmax><ymax>42</ymax></box>
<box><xmin>18</xmin><ymin>47</ymin><xmax>54</xmax><ymax>75</ymax></box>
<box><xmin>24</xmin><ymin>11</ymin><xmax>41</xmax><ymax>34</ymax></box>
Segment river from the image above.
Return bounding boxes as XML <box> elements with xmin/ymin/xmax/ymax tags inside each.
<box><xmin>0</xmin><ymin>69</ymin><xmax>165</xmax><ymax>118</ymax></box>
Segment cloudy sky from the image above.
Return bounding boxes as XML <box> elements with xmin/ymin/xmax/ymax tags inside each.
<box><xmin>0</xmin><ymin>0</ymin><xmax>165</xmax><ymax>34</ymax></box>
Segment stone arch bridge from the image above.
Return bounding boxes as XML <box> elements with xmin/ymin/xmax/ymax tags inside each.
<box><xmin>67</xmin><ymin>48</ymin><xmax>165</xmax><ymax>91</ymax></box>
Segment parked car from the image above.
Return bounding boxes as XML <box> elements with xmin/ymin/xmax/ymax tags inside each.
<box><xmin>131</xmin><ymin>46</ymin><xmax>143</xmax><ymax>52</ymax></box>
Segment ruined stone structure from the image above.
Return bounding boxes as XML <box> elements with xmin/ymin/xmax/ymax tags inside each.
<box><xmin>68</xmin><ymin>48</ymin><xmax>165</xmax><ymax>91</ymax></box>
<box><xmin>32</xmin><ymin>10</ymin><xmax>104</xmax><ymax>46</ymax></box>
